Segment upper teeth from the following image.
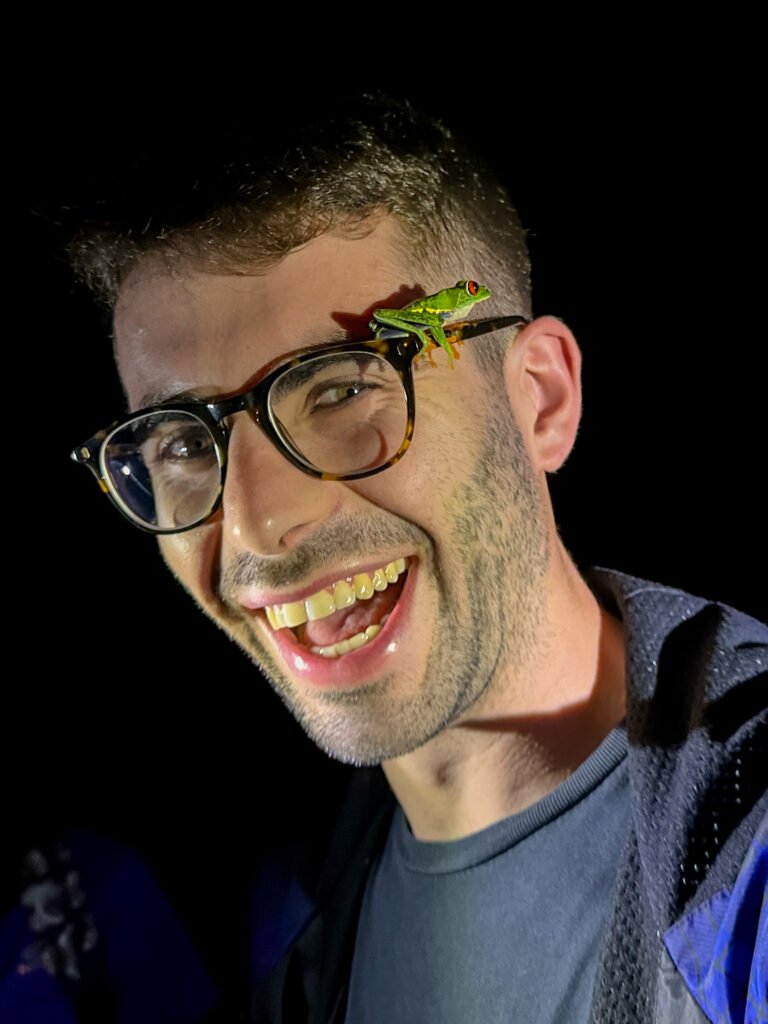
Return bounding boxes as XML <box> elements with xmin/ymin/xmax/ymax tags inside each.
<box><xmin>264</xmin><ymin>557</ymin><xmax>408</xmax><ymax>630</ymax></box>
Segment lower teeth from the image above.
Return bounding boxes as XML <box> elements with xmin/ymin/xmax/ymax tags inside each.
<box><xmin>311</xmin><ymin>614</ymin><xmax>389</xmax><ymax>659</ymax></box>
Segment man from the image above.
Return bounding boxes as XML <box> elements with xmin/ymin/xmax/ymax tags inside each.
<box><xmin>66</xmin><ymin>94</ymin><xmax>766</xmax><ymax>1022</ymax></box>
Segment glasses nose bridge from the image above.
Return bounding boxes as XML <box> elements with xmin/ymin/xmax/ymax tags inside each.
<box><xmin>212</xmin><ymin>384</ymin><xmax>266</xmax><ymax>437</ymax></box>
<box><xmin>216</xmin><ymin>388</ymin><xmax>346</xmax><ymax>556</ymax></box>
<box><xmin>212</xmin><ymin>383</ymin><xmax>287</xmax><ymax>482</ymax></box>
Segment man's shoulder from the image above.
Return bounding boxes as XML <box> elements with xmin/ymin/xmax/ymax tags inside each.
<box><xmin>587</xmin><ymin>565</ymin><xmax>765</xmax><ymax>804</ymax></box>
<box><xmin>590</xmin><ymin>567</ymin><xmax>766</xmax><ymax>917</ymax></box>
<box><xmin>584</xmin><ymin>569</ymin><xmax>766</xmax><ymax>1023</ymax></box>
<box><xmin>587</xmin><ymin>564</ymin><xmax>767</xmax><ymax>634</ymax></box>
<box><xmin>587</xmin><ymin>565</ymin><xmax>767</xmax><ymax>702</ymax></box>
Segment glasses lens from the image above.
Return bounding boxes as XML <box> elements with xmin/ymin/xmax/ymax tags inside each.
<box><xmin>268</xmin><ymin>351</ymin><xmax>409</xmax><ymax>475</ymax></box>
<box><xmin>101</xmin><ymin>411</ymin><xmax>222</xmax><ymax>531</ymax></box>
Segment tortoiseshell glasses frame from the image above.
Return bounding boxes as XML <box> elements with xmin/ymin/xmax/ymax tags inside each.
<box><xmin>71</xmin><ymin>315</ymin><xmax>530</xmax><ymax>535</ymax></box>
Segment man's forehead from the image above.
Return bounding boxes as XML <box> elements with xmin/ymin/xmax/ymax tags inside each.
<box><xmin>113</xmin><ymin>219</ymin><xmax>417</xmax><ymax>409</ymax></box>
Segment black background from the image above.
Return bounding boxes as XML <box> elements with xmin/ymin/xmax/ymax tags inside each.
<box><xmin>14</xmin><ymin>67</ymin><xmax>767</xmax><ymax>1007</ymax></box>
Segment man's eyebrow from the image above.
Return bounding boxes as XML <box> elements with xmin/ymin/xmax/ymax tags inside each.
<box><xmin>137</xmin><ymin>386</ymin><xmax>204</xmax><ymax>409</ymax></box>
<box><xmin>135</xmin><ymin>327</ymin><xmax>357</xmax><ymax>411</ymax></box>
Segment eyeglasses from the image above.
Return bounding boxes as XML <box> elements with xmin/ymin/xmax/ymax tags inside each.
<box><xmin>71</xmin><ymin>315</ymin><xmax>529</xmax><ymax>535</ymax></box>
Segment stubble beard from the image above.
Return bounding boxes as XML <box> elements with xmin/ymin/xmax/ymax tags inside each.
<box><xmin>220</xmin><ymin>398</ymin><xmax>550</xmax><ymax>768</ymax></box>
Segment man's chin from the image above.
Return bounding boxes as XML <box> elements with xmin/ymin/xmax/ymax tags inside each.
<box><xmin>245</xmin><ymin>649</ymin><xmax>454</xmax><ymax>767</ymax></box>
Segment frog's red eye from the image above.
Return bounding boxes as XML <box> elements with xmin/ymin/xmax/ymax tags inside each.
<box><xmin>466</xmin><ymin>280</ymin><xmax>479</xmax><ymax>296</ymax></box>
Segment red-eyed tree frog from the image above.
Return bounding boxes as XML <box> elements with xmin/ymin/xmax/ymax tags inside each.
<box><xmin>369</xmin><ymin>280</ymin><xmax>491</xmax><ymax>366</ymax></box>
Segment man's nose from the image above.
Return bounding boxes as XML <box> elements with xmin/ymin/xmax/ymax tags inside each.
<box><xmin>219</xmin><ymin>415</ymin><xmax>341</xmax><ymax>555</ymax></box>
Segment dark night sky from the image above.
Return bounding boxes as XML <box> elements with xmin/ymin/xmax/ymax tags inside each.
<box><xmin>13</xmin><ymin>69</ymin><xmax>766</xmax><ymax>1000</ymax></box>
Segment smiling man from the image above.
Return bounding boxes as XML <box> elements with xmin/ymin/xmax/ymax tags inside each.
<box><xmin>68</xmin><ymin>95</ymin><xmax>766</xmax><ymax>1023</ymax></box>
<box><xmin>111</xmin><ymin>219</ymin><xmax>618</xmax><ymax>797</ymax></box>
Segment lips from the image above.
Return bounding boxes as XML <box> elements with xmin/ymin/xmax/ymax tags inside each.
<box><xmin>260</xmin><ymin>557</ymin><xmax>409</xmax><ymax>659</ymax></box>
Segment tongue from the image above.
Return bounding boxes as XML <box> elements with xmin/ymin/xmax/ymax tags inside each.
<box><xmin>298</xmin><ymin>576</ymin><xmax>404</xmax><ymax>647</ymax></box>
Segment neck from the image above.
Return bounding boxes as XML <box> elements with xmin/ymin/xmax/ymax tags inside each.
<box><xmin>381</xmin><ymin>550</ymin><xmax>627</xmax><ymax>841</ymax></box>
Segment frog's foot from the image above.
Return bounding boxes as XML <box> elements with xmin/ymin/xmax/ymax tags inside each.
<box><xmin>416</xmin><ymin>334</ymin><xmax>464</xmax><ymax>369</ymax></box>
<box><xmin>426</xmin><ymin>325</ymin><xmax>457</xmax><ymax>367</ymax></box>
<box><xmin>445</xmin><ymin>333</ymin><xmax>464</xmax><ymax>363</ymax></box>
<box><xmin>429</xmin><ymin>330</ymin><xmax>465</xmax><ymax>368</ymax></box>
<box><xmin>410</xmin><ymin>333</ymin><xmax>443</xmax><ymax>368</ymax></box>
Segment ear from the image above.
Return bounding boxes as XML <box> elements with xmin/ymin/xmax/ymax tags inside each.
<box><xmin>504</xmin><ymin>315</ymin><xmax>582</xmax><ymax>473</ymax></box>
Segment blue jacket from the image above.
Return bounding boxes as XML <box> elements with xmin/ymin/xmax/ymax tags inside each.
<box><xmin>250</xmin><ymin>569</ymin><xmax>768</xmax><ymax>1023</ymax></box>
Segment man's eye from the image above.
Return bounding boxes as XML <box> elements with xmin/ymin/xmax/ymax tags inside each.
<box><xmin>311</xmin><ymin>381</ymin><xmax>375</xmax><ymax>409</ymax></box>
<box><xmin>157</xmin><ymin>429</ymin><xmax>214</xmax><ymax>461</ymax></box>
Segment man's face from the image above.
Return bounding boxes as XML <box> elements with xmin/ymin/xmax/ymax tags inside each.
<box><xmin>114</xmin><ymin>217</ymin><xmax>551</xmax><ymax>766</ymax></box>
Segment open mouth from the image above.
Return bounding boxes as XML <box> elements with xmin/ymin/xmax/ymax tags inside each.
<box><xmin>262</xmin><ymin>558</ymin><xmax>409</xmax><ymax>658</ymax></box>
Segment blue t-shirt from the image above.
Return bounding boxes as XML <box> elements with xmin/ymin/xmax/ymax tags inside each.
<box><xmin>345</xmin><ymin>727</ymin><xmax>629</xmax><ymax>1024</ymax></box>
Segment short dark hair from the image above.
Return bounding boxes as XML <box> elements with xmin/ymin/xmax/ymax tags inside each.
<box><xmin>67</xmin><ymin>93</ymin><xmax>532</xmax><ymax>342</ymax></box>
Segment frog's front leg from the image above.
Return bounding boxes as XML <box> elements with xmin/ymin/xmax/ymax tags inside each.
<box><xmin>370</xmin><ymin>310</ymin><xmax>454</xmax><ymax>365</ymax></box>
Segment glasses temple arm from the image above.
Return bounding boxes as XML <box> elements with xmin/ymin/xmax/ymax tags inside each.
<box><xmin>446</xmin><ymin>315</ymin><xmax>531</xmax><ymax>342</ymax></box>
